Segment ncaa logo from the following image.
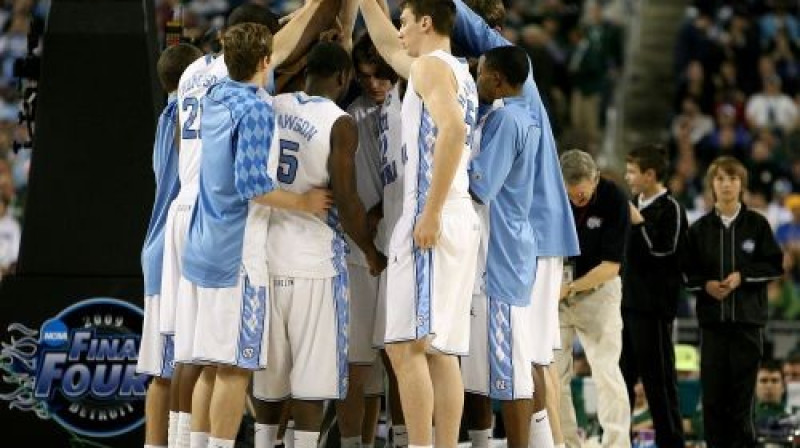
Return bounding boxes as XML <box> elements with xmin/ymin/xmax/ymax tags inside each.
<box><xmin>242</xmin><ymin>347</ymin><xmax>254</xmax><ymax>359</ymax></box>
<box><xmin>494</xmin><ymin>380</ymin><xmax>507</xmax><ymax>390</ymax></box>
<box><xmin>587</xmin><ymin>217</ymin><xmax>603</xmax><ymax>229</ymax></box>
<box><xmin>742</xmin><ymin>239</ymin><xmax>756</xmax><ymax>254</ymax></box>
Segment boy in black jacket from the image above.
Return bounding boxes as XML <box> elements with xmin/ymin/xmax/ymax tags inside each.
<box><xmin>685</xmin><ymin>156</ymin><xmax>783</xmax><ymax>447</ymax></box>
<box><xmin>620</xmin><ymin>144</ymin><xmax>687</xmax><ymax>448</ymax></box>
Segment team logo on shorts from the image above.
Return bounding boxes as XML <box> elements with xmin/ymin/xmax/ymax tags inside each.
<box><xmin>742</xmin><ymin>239</ymin><xmax>756</xmax><ymax>254</ymax></box>
<box><xmin>241</xmin><ymin>347</ymin><xmax>254</xmax><ymax>359</ymax></box>
<box><xmin>0</xmin><ymin>298</ymin><xmax>146</xmax><ymax>438</ymax></box>
<box><xmin>586</xmin><ymin>217</ymin><xmax>603</xmax><ymax>229</ymax></box>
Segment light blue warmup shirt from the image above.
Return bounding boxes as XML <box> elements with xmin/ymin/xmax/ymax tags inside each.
<box><xmin>182</xmin><ymin>79</ymin><xmax>276</xmax><ymax>287</ymax></box>
<box><xmin>141</xmin><ymin>95</ymin><xmax>181</xmax><ymax>296</ymax></box>
<box><xmin>470</xmin><ymin>97</ymin><xmax>541</xmax><ymax>305</ymax></box>
<box><xmin>453</xmin><ymin>0</ymin><xmax>580</xmax><ymax>257</ymax></box>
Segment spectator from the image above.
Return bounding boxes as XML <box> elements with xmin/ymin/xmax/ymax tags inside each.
<box><xmin>755</xmin><ymin>360</ymin><xmax>789</xmax><ymax>422</ymax></box>
<box><xmin>567</xmin><ymin>25</ymin><xmax>607</xmax><ymax>150</ymax></box>
<box><xmin>759</xmin><ymin>1</ymin><xmax>800</xmax><ymax>49</ymax></box>
<box><xmin>674</xmin><ymin>6</ymin><xmax>720</xmax><ymax>76</ymax></box>
<box><xmin>745</xmin><ymin>74</ymin><xmax>798</xmax><ymax>133</ymax></box>
<box><xmin>684</xmin><ymin>156</ymin><xmax>784</xmax><ymax>447</ymax></box>
<box><xmin>722</xmin><ymin>8</ymin><xmax>761</xmax><ymax>96</ymax></box>
<box><xmin>676</xmin><ymin>60</ymin><xmax>715</xmax><ymax>114</ymax></box>
<box><xmin>783</xmin><ymin>351</ymin><xmax>800</xmax><ymax>383</ymax></box>
<box><xmin>768</xmin><ymin>28</ymin><xmax>800</xmax><ymax>95</ymax></box>
<box><xmin>0</xmin><ymin>194</ymin><xmax>19</xmax><ymax>276</ymax></box>
<box><xmin>671</xmin><ymin>96</ymin><xmax>714</xmax><ymax>145</ymax></box>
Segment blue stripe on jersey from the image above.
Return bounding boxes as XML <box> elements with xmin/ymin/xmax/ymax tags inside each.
<box><xmin>413</xmin><ymin>107</ymin><xmax>436</xmax><ymax>339</ymax></box>
<box><xmin>141</xmin><ymin>98</ymin><xmax>181</xmax><ymax>296</ymax></box>
<box><xmin>326</xmin><ymin>207</ymin><xmax>350</xmax><ymax>399</ymax></box>
<box><xmin>488</xmin><ymin>298</ymin><xmax>513</xmax><ymax>400</ymax></box>
<box><xmin>236</xmin><ymin>273</ymin><xmax>268</xmax><ymax>370</ymax></box>
<box><xmin>294</xmin><ymin>92</ymin><xmax>330</xmax><ymax>104</ymax></box>
<box><xmin>160</xmin><ymin>334</ymin><xmax>175</xmax><ymax>379</ymax></box>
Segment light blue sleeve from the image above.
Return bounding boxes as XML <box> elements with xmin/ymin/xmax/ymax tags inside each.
<box><xmin>469</xmin><ymin>110</ymin><xmax>518</xmax><ymax>203</ymax></box>
<box><xmin>452</xmin><ymin>0</ymin><xmax>510</xmax><ymax>57</ymax></box>
<box><xmin>452</xmin><ymin>0</ymin><xmax>539</xmax><ymax>115</ymax></box>
<box><xmin>234</xmin><ymin>101</ymin><xmax>276</xmax><ymax>200</ymax></box>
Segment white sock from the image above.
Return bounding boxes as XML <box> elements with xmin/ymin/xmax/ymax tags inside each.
<box><xmin>168</xmin><ymin>411</ymin><xmax>179</xmax><ymax>448</ymax></box>
<box><xmin>392</xmin><ymin>425</ymin><xmax>408</xmax><ymax>447</ymax></box>
<box><xmin>188</xmin><ymin>432</ymin><xmax>208</xmax><ymax>448</ymax></box>
<box><xmin>468</xmin><ymin>428</ymin><xmax>492</xmax><ymax>447</ymax></box>
<box><xmin>255</xmin><ymin>423</ymin><xmax>279</xmax><ymax>448</ymax></box>
<box><xmin>529</xmin><ymin>410</ymin><xmax>555</xmax><ymax>448</ymax></box>
<box><xmin>293</xmin><ymin>430</ymin><xmax>320</xmax><ymax>448</ymax></box>
<box><xmin>176</xmin><ymin>412</ymin><xmax>191</xmax><ymax>448</ymax></box>
<box><xmin>284</xmin><ymin>421</ymin><xmax>295</xmax><ymax>448</ymax></box>
<box><xmin>341</xmin><ymin>435</ymin><xmax>361</xmax><ymax>447</ymax></box>
<box><xmin>207</xmin><ymin>437</ymin><xmax>234</xmax><ymax>448</ymax></box>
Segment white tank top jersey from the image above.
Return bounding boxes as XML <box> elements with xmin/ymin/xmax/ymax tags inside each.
<box><xmin>175</xmin><ymin>54</ymin><xmax>228</xmax><ymax>203</ymax></box>
<box><xmin>378</xmin><ymin>82</ymin><xmax>405</xmax><ymax>253</ymax></box>
<box><xmin>398</xmin><ymin>50</ymin><xmax>477</xmax><ymax>224</ymax></box>
<box><xmin>267</xmin><ymin>92</ymin><xmax>349</xmax><ymax>278</ymax></box>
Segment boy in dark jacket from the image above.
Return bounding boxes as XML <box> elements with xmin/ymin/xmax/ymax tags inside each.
<box><xmin>685</xmin><ymin>156</ymin><xmax>783</xmax><ymax>447</ymax></box>
<box><xmin>621</xmin><ymin>144</ymin><xmax>687</xmax><ymax>448</ymax></box>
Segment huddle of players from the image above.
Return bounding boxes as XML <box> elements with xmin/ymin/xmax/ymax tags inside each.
<box><xmin>137</xmin><ymin>0</ymin><xmax>579</xmax><ymax>448</ymax></box>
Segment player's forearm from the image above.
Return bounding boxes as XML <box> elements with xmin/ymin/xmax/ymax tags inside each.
<box><xmin>253</xmin><ymin>189</ymin><xmax>309</xmax><ymax>212</ymax></box>
<box><xmin>424</xmin><ymin>124</ymin><xmax>467</xmax><ymax>215</ymax></box>
<box><xmin>359</xmin><ymin>0</ymin><xmax>410</xmax><ymax>78</ymax></box>
<box><xmin>338</xmin><ymin>0</ymin><xmax>359</xmax><ymax>52</ymax></box>
<box><xmin>338</xmin><ymin>198</ymin><xmax>379</xmax><ymax>258</ymax></box>
<box><xmin>273</xmin><ymin>0</ymin><xmax>341</xmax><ymax>67</ymax></box>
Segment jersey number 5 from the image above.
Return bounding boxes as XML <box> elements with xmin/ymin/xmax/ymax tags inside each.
<box><xmin>278</xmin><ymin>139</ymin><xmax>299</xmax><ymax>184</ymax></box>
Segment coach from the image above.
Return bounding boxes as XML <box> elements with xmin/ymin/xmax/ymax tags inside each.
<box><xmin>554</xmin><ymin>149</ymin><xmax>631</xmax><ymax>447</ymax></box>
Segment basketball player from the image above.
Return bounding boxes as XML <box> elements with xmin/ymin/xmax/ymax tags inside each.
<box><xmin>336</xmin><ymin>32</ymin><xmax>398</xmax><ymax>448</ymax></box>
<box><xmin>180</xmin><ymin>23</ymin><xmax>332</xmax><ymax>448</ymax></box>
<box><xmin>461</xmin><ymin>45</ymin><xmax>540</xmax><ymax>448</ymax></box>
<box><xmin>375</xmin><ymin>75</ymin><xmax>410</xmax><ymax>448</ymax></box>
<box><xmin>450</xmin><ymin>2</ymin><xmax>580</xmax><ymax>446</ymax></box>
<box><xmin>252</xmin><ymin>41</ymin><xmax>386</xmax><ymax>448</ymax></box>
<box><xmin>138</xmin><ymin>43</ymin><xmax>202</xmax><ymax>448</ymax></box>
<box><xmin>164</xmin><ymin>3</ymin><xmax>341</xmax><ymax>446</ymax></box>
<box><xmin>360</xmin><ymin>0</ymin><xmax>481</xmax><ymax>445</ymax></box>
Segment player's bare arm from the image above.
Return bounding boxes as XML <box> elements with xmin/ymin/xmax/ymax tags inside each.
<box><xmin>253</xmin><ymin>188</ymin><xmax>333</xmax><ymax>215</ymax></box>
<box><xmin>358</xmin><ymin>0</ymin><xmax>414</xmax><ymax>79</ymax></box>
<box><xmin>329</xmin><ymin>115</ymin><xmax>387</xmax><ymax>275</ymax></box>
<box><xmin>272</xmin><ymin>0</ymin><xmax>343</xmax><ymax>68</ymax></box>
<box><xmin>412</xmin><ymin>56</ymin><xmax>466</xmax><ymax>249</ymax></box>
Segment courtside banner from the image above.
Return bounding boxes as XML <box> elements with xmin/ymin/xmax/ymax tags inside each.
<box><xmin>0</xmin><ymin>276</ymin><xmax>145</xmax><ymax>447</ymax></box>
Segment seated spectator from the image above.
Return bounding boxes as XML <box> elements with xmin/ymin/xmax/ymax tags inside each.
<box><xmin>745</xmin><ymin>74</ymin><xmax>798</xmax><ymax>134</ymax></box>
<box><xmin>783</xmin><ymin>351</ymin><xmax>800</xmax><ymax>383</ymax></box>
<box><xmin>713</xmin><ymin>61</ymin><xmax>747</xmax><ymax>122</ymax></box>
<box><xmin>671</xmin><ymin>96</ymin><xmax>714</xmax><ymax>145</ymax></box>
<box><xmin>759</xmin><ymin>3</ymin><xmax>800</xmax><ymax>49</ymax></box>
<box><xmin>700</xmin><ymin>103</ymin><xmax>750</xmax><ymax>167</ymax></box>
<box><xmin>768</xmin><ymin>28</ymin><xmax>800</xmax><ymax>96</ymax></box>
<box><xmin>631</xmin><ymin>381</ymin><xmax>653</xmax><ymax>433</ymax></box>
<box><xmin>755</xmin><ymin>360</ymin><xmax>792</xmax><ymax>439</ymax></box>
<box><xmin>748</xmin><ymin>137</ymin><xmax>784</xmax><ymax>197</ymax></box>
<box><xmin>676</xmin><ymin>59</ymin><xmax>715</xmax><ymax>114</ymax></box>
<box><xmin>675</xmin><ymin>344</ymin><xmax>704</xmax><ymax>443</ymax></box>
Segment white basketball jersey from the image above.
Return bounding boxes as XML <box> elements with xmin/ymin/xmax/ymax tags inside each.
<box><xmin>175</xmin><ymin>54</ymin><xmax>228</xmax><ymax>202</ymax></box>
<box><xmin>399</xmin><ymin>50</ymin><xmax>477</xmax><ymax>218</ymax></box>
<box><xmin>267</xmin><ymin>92</ymin><xmax>349</xmax><ymax>278</ymax></box>
<box><xmin>389</xmin><ymin>51</ymin><xmax>477</xmax><ymax>253</ymax></box>
<box><xmin>378</xmin><ymin>83</ymin><xmax>405</xmax><ymax>253</ymax></box>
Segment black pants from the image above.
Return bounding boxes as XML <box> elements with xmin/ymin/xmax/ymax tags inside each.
<box><xmin>620</xmin><ymin>311</ymin><xmax>685</xmax><ymax>448</ymax></box>
<box><xmin>700</xmin><ymin>323</ymin><xmax>762</xmax><ymax>448</ymax></box>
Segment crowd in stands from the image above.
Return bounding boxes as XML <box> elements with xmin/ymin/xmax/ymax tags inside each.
<box><xmin>670</xmin><ymin>0</ymin><xmax>800</xmax><ymax>322</ymax></box>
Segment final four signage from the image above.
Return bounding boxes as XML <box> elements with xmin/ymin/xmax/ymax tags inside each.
<box><xmin>1</xmin><ymin>297</ymin><xmax>147</xmax><ymax>438</ymax></box>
